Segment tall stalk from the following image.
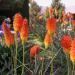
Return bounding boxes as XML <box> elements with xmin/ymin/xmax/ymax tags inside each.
<box><xmin>14</xmin><ymin>33</ymin><xmax>18</xmax><ymax>75</ymax></box>
<box><xmin>34</xmin><ymin>55</ymin><xmax>37</xmax><ymax>75</ymax></box>
<box><xmin>50</xmin><ymin>62</ymin><xmax>53</xmax><ymax>75</ymax></box>
<box><xmin>72</xmin><ymin>63</ymin><xmax>74</xmax><ymax>75</ymax></box>
<box><xmin>50</xmin><ymin>44</ymin><xmax>54</xmax><ymax>75</ymax></box>
<box><xmin>10</xmin><ymin>46</ymin><xmax>14</xmax><ymax>74</ymax></box>
<box><xmin>41</xmin><ymin>57</ymin><xmax>44</xmax><ymax>75</ymax></box>
<box><xmin>66</xmin><ymin>54</ymin><xmax>70</xmax><ymax>75</ymax></box>
<box><xmin>21</xmin><ymin>44</ymin><xmax>25</xmax><ymax>75</ymax></box>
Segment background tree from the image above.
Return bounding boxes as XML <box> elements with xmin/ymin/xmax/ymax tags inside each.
<box><xmin>51</xmin><ymin>0</ymin><xmax>64</xmax><ymax>9</ymax></box>
<box><xmin>51</xmin><ymin>0</ymin><xmax>65</xmax><ymax>19</ymax></box>
<box><xmin>29</xmin><ymin>1</ymin><xmax>41</xmax><ymax>32</ymax></box>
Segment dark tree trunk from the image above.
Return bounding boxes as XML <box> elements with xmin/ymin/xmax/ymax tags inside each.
<box><xmin>23</xmin><ymin>0</ymin><xmax>29</xmax><ymax>21</ymax></box>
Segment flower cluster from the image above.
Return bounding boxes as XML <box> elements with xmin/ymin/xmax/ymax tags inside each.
<box><xmin>1</xmin><ymin>6</ymin><xmax>75</xmax><ymax>75</ymax></box>
<box><xmin>2</xmin><ymin>13</ymin><xmax>29</xmax><ymax>47</ymax></box>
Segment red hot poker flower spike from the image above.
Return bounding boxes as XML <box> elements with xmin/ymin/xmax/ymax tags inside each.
<box><xmin>70</xmin><ymin>38</ymin><xmax>75</xmax><ymax>63</ymax></box>
<box><xmin>46</xmin><ymin>18</ymin><xmax>57</xmax><ymax>35</ymax></box>
<box><xmin>20</xmin><ymin>18</ymin><xmax>28</xmax><ymax>44</ymax></box>
<box><xmin>2</xmin><ymin>21</ymin><xmax>14</xmax><ymax>47</ymax></box>
<box><xmin>61</xmin><ymin>35</ymin><xmax>72</xmax><ymax>54</ymax></box>
<box><xmin>13</xmin><ymin>13</ymin><xmax>23</xmax><ymax>32</ymax></box>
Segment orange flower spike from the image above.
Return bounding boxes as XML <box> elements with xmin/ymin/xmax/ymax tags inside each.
<box><xmin>30</xmin><ymin>45</ymin><xmax>41</xmax><ymax>58</ymax></box>
<box><xmin>2</xmin><ymin>21</ymin><xmax>14</xmax><ymax>47</ymax></box>
<box><xmin>20</xmin><ymin>19</ymin><xmax>28</xmax><ymax>44</ymax></box>
<box><xmin>44</xmin><ymin>33</ymin><xmax>53</xmax><ymax>49</ymax></box>
<box><xmin>70</xmin><ymin>47</ymin><xmax>75</xmax><ymax>63</ymax></box>
<box><xmin>46</xmin><ymin>18</ymin><xmax>57</xmax><ymax>35</ymax></box>
<box><xmin>71</xmin><ymin>38</ymin><xmax>75</xmax><ymax>48</ymax></box>
<box><xmin>13</xmin><ymin>13</ymin><xmax>23</xmax><ymax>32</ymax></box>
<box><xmin>61</xmin><ymin>35</ymin><xmax>72</xmax><ymax>54</ymax></box>
<box><xmin>70</xmin><ymin>38</ymin><xmax>75</xmax><ymax>63</ymax></box>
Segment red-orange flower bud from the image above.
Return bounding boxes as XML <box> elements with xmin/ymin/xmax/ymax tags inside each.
<box><xmin>30</xmin><ymin>45</ymin><xmax>41</xmax><ymax>58</ymax></box>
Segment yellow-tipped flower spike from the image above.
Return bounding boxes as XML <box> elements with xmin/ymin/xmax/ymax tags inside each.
<box><xmin>20</xmin><ymin>18</ymin><xmax>28</xmax><ymax>44</ymax></box>
<box><xmin>70</xmin><ymin>38</ymin><xmax>75</xmax><ymax>63</ymax></box>
<box><xmin>44</xmin><ymin>32</ymin><xmax>53</xmax><ymax>49</ymax></box>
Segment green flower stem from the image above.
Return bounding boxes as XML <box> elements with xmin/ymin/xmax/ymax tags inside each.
<box><xmin>72</xmin><ymin>63</ymin><xmax>75</xmax><ymax>75</ymax></box>
<box><xmin>50</xmin><ymin>62</ymin><xmax>53</xmax><ymax>75</ymax></box>
<box><xmin>14</xmin><ymin>33</ymin><xmax>18</xmax><ymax>75</ymax></box>
<box><xmin>66</xmin><ymin>54</ymin><xmax>70</xmax><ymax>75</ymax></box>
<box><xmin>21</xmin><ymin>44</ymin><xmax>25</xmax><ymax>75</ymax></box>
<box><xmin>50</xmin><ymin>44</ymin><xmax>54</xmax><ymax>75</ymax></box>
<box><xmin>10</xmin><ymin>46</ymin><xmax>14</xmax><ymax>74</ymax></box>
<box><xmin>34</xmin><ymin>55</ymin><xmax>37</xmax><ymax>75</ymax></box>
<box><xmin>41</xmin><ymin>57</ymin><xmax>44</xmax><ymax>75</ymax></box>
